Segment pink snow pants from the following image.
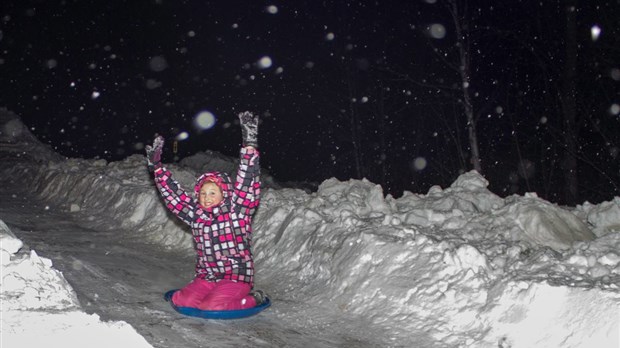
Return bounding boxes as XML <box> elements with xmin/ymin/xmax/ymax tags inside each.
<box><xmin>171</xmin><ymin>278</ymin><xmax>256</xmax><ymax>310</ymax></box>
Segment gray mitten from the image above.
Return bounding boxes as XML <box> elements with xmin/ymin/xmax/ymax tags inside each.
<box><xmin>145</xmin><ymin>135</ymin><xmax>164</xmax><ymax>171</ymax></box>
<box><xmin>238</xmin><ymin>111</ymin><xmax>258</xmax><ymax>148</ymax></box>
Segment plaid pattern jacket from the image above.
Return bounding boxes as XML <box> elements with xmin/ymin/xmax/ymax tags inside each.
<box><xmin>153</xmin><ymin>147</ymin><xmax>260</xmax><ymax>285</ymax></box>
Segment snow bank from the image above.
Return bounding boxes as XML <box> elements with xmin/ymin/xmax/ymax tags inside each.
<box><xmin>500</xmin><ymin>194</ymin><xmax>595</xmax><ymax>250</ymax></box>
<box><xmin>576</xmin><ymin>197</ymin><xmax>620</xmax><ymax>237</ymax></box>
<box><xmin>0</xmin><ymin>220</ymin><xmax>153</xmax><ymax>348</ymax></box>
<box><xmin>2</xmin><ymin>112</ymin><xmax>619</xmax><ymax>347</ymax></box>
<box><xmin>0</xmin><ymin>108</ymin><xmax>63</xmax><ymax>163</ymax></box>
<box><xmin>252</xmin><ymin>176</ymin><xmax>619</xmax><ymax>347</ymax></box>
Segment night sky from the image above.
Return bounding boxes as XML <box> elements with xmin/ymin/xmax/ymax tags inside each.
<box><xmin>1</xmin><ymin>0</ymin><xmax>619</xmax><ymax>204</ymax></box>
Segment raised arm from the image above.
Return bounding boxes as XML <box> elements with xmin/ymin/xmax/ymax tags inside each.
<box><xmin>233</xmin><ymin>112</ymin><xmax>261</xmax><ymax>216</ymax></box>
<box><xmin>233</xmin><ymin>147</ymin><xmax>260</xmax><ymax>215</ymax></box>
<box><xmin>146</xmin><ymin>136</ymin><xmax>196</xmax><ymax>225</ymax></box>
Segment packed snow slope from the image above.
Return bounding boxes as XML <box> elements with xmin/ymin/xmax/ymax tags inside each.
<box><xmin>1</xmin><ymin>109</ymin><xmax>619</xmax><ymax>348</ymax></box>
<box><xmin>1</xmin><ymin>220</ymin><xmax>154</xmax><ymax>348</ymax></box>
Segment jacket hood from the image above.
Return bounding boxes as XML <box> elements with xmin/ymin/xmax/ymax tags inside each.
<box><xmin>194</xmin><ymin>171</ymin><xmax>233</xmax><ymax>204</ymax></box>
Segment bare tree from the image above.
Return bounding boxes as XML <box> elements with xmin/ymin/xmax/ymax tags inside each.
<box><xmin>388</xmin><ymin>0</ymin><xmax>484</xmax><ymax>175</ymax></box>
<box><xmin>446</xmin><ymin>0</ymin><xmax>483</xmax><ymax>174</ymax></box>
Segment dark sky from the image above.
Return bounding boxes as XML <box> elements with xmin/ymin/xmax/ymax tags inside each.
<box><xmin>1</xmin><ymin>0</ymin><xmax>619</xmax><ymax>203</ymax></box>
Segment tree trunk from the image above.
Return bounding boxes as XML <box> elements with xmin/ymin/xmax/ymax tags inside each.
<box><xmin>449</xmin><ymin>0</ymin><xmax>483</xmax><ymax>174</ymax></box>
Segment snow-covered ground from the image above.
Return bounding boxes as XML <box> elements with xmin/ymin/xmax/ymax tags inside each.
<box><xmin>1</xmin><ymin>108</ymin><xmax>619</xmax><ymax>348</ymax></box>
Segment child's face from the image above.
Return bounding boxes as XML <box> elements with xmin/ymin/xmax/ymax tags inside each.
<box><xmin>199</xmin><ymin>182</ymin><xmax>223</xmax><ymax>209</ymax></box>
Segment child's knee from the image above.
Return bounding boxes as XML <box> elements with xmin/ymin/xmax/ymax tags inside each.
<box><xmin>172</xmin><ymin>289</ymin><xmax>203</xmax><ymax>307</ymax></box>
<box><xmin>172</xmin><ymin>279</ymin><xmax>214</xmax><ymax>307</ymax></box>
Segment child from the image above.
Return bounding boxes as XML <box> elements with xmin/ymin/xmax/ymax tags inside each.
<box><xmin>145</xmin><ymin>111</ymin><xmax>265</xmax><ymax>310</ymax></box>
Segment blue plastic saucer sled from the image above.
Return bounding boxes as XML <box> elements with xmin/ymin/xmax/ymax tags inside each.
<box><xmin>164</xmin><ymin>289</ymin><xmax>271</xmax><ymax>320</ymax></box>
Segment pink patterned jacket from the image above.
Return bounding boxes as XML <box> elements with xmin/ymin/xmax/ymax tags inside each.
<box><xmin>153</xmin><ymin>147</ymin><xmax>260</xmax><ymax>286</ymax></box>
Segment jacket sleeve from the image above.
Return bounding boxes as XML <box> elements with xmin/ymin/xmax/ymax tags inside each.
<box><xmin>153</xmin><ymin>165</ymin><xmax>197</xmax><ymax>226</ymax></box>
<box><xmin>232</xmin><ymin>147</ymin><xmax>261</xmax><ymax>216</ymax></box>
